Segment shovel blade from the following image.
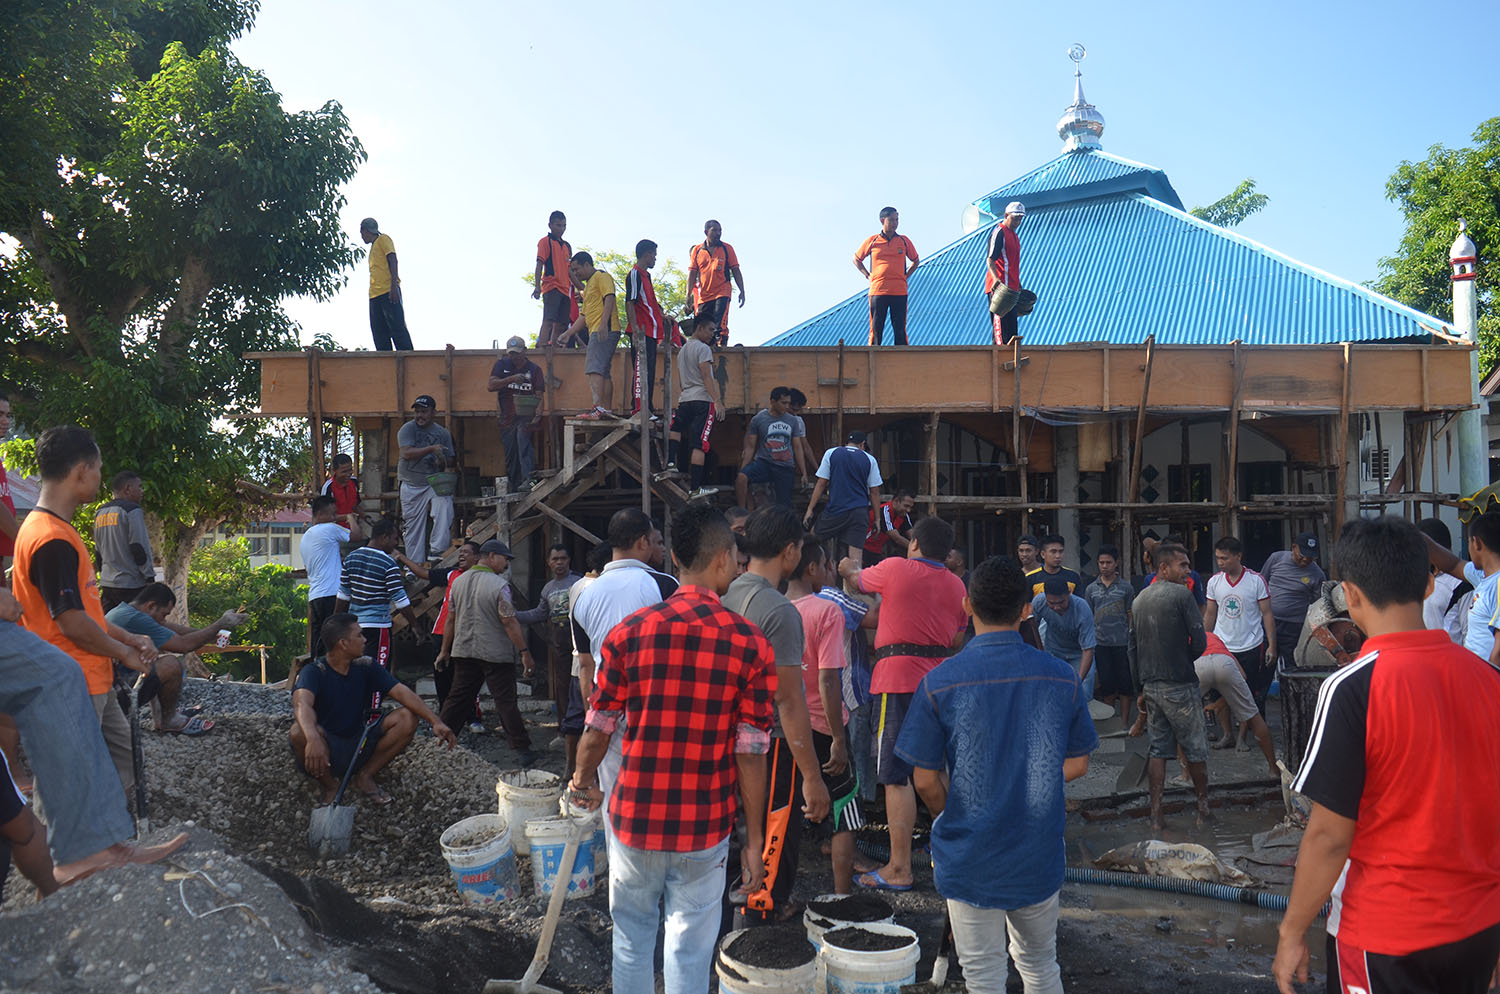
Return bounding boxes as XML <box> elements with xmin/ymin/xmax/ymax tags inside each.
<box><xmin>308</xmin><ymin>803</ymin><xmax>356</xmax><ymax>856</ymax></box>
<box><xmin>482</xmin><ymin>983</ymin><xmax>563</xmax><ymax>994</ymax></box>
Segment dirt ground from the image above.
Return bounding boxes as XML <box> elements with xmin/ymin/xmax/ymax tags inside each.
<box><xmin>3</xmin><ymin>677</ymin><xmax>1334</xmax><ymax>993</ymax></box>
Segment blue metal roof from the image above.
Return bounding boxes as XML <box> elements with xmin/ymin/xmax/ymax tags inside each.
<box><xmin>769</xmin><ymin>188</ymin><xmax>1450</xmax><ymax>349</ymax></box>
<box><xmin>974</xmin><ymin>148</ymin><xmax>1184</xmax><ymax>214</ymax></box>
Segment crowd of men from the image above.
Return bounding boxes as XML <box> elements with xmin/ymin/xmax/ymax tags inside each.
<box><xmin>363</xmin><ymin>202</ymin><xmax>1034</xmax><ymax>357</ymax></box>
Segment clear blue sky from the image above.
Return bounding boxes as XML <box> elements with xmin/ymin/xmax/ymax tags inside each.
<box><xmin>233</xmin><ymin>0</ymin><xmax>1500</xmax><ymax>351</ymax></box>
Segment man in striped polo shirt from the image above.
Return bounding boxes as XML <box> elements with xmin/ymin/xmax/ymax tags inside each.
<box><xmin>335</xmin><ymin>518</ymin><xmax>419</xmax><ymax>699</ymax></box>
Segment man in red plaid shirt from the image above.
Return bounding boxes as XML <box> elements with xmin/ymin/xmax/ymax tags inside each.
<box><xmin>570</xmin><ymin>503</ymin><xmax>774</xmax><ymax>994</ymax></box>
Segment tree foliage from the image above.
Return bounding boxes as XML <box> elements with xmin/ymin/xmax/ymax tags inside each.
<box><xmin>1190</xmin><ymin>178</ymin><xmax>1270</xmax><ymax>228</ymax></box>
<box><xmin>0</xmin><ymin>0</ymin><xmax>365</xmax><ymax>594</ymax></box>
<box><xmin>187</xmin><ymin>538</ymin><xmax>306</xmax><ymax>681</ymax></box>
<box><xmin>1373</xmin><ymin>118</ymin><xmax>1500</xmax><ymax>367</ymax></box>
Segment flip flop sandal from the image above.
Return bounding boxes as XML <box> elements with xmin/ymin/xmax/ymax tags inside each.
<box><xmin>161</xmin><ymin>715</ymin><xmax>215</xmax><ymax>736</ymax></box>
<box><xmin>856</xmin><ymin>870</ymin><xmax>913</xmax><ymax>892</ymax></box>
<box><xmin>360</xmin><ymin>787</ymin><xmax>394</xmax><ymax>807</ymax></box>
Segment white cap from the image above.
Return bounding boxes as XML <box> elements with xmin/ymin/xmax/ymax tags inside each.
<box><xmin>1004</xmin><ymin>201</ymin><xmax>1026</xmax><ymax>216</ymax></box>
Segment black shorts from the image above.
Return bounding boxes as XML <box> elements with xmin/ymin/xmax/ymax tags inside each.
<box><xmin>1326</xmin><ymin>920</ymin><xmax>1500</xmax><ymax>994</ymax></box>
<box><xmin>815</xmin><ymin>508</ymin><xmax>870</xmax><ymax>553</ymax></box>
<box><xmin>561</xmin><ymin>676</ymin><xmax>586</xmax><ymax>736</ymax></box>
<box><xmin>541</xmin><ymin>289</ymin><xmax>571</xmax><ymax>323</ymax></box>
<box><xmin>812</xmin><ymin>730</ymin><xmax>865</xmax><ymax>833</ymax></box>
<box><xmin>309</xmin><ymin>595</ymin><xmax>339</xmax><ymax>657</ymax></box>
<box><xmin>1093</xmin><ymin>644</ymin><xmax>1132</xmax><ymax>696</ymax></box>
<box><xmin>293</xmin><ymin>713</ymin><xmax>387</xmax><ymax>780</ymax></box>
<box><xmin>0</xmin><ymin>752</ymin><xmax>25</xmax><ymax>905</ymax></box>
<box><xmin>672</xmin><ymin>401</ymin><xmax>716</xmax><ymax>456</ymax></box>
<box><xmin>875</xmin><ymin>692</ymin><xmax>914</xmax><ymax>786</ymax></box>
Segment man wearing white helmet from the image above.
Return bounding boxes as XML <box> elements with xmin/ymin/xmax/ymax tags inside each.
<box><xmin>985</xmin><ymin>202</ymin><xmax>1026</xmax><ymax>346</ymax></box>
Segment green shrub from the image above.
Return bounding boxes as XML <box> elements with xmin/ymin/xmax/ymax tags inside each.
<box><xmin>188</xmin><ymin>538</ymin><xmax>306</xmax><ymax>681</ymax></box>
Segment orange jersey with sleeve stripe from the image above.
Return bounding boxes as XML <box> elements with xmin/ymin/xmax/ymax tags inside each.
<box><xmin>855</xmin><ymin>233</ymin><xmax>919</xmax><ymax>295</ymax></box>
<box><xmin>12</xmin><ymin>509</ymin><xmax>115</xmax><ymax>694</ymax></box>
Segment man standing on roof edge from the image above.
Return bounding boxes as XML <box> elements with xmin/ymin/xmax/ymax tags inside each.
<box><xmin>855</xmin><ymin>207</ymin><xmax>920</xmax><ymax>346</ymax></box>
<box><xmin>361</xmin><ymin>217</ymin><xmax>413</xmax><ymax>351</ymax></box>
<box><xmin>986</xmin><ymin>202</ymin><xmax>1025</xmax><ymax>346</ymax></box>
<box><xmin>688</xmin><ymin>220</ymin><xmax>744</xmax><ymax>347</ymax></box>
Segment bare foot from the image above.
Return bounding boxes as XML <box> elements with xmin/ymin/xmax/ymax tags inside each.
<box><xmin>1196</xmin><ymin>805</ymin><xmax>1214</xmax><ymax>827</ymax></box>
<box><xmin>1235</xmin><ymin>738</ymin><xmax>1252</xmax><ymax>752</ymax></box>
<box><xmin>1211</xmin><ymin>737</ymin><xmax>1236</xmax><ymax>750</ymax></box>
<box><xmin>55</xmin><ymin>832</ymin><xmax>190</xmax><ymax>887</ymax></box>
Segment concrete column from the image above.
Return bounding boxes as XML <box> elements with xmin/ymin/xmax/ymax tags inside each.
<box><xmin>1056</xmin><ymin>425</ymin><xmax>1081</xmax><ymax>570</ymax></box>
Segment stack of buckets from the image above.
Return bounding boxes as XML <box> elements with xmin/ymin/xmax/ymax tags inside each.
<box><xmin>804</xmin><ymin>894</ymin><xmax>918</xmax><ymax>994</ymax></box>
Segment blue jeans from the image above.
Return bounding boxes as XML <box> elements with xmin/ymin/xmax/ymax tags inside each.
<box><xmin>501</xmin><ymin>420</ymin><xmax>536</xmax><ymax>489</ymax></box>
<box><xmin>606</xmin><ymin>832</ymin><xmax>730</xmax><ymax>994</ymax></box>
<box><xmin>1058</xmin><ymin>651</ymin><xmax>1096</xmax><ymax>700</ymax></box>
<box><xmin>0</xmin><ymin>621</ymin><xmax>133</xmax><ymax>862</ymax></box>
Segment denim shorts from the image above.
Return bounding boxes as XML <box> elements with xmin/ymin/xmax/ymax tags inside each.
<box><xmin>1143</xmin><ymin>681</ymin><xmax>1208</xmax><ymax>763</ymax></box>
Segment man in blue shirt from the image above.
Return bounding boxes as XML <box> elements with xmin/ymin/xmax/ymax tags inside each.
<box><xmin>897</xmin><ymin>556</ymin><xmax>1096</xmax><ymax>994</ymax></box>
<box><xmin>1030</xmin><ymin>575</ymin><xmax>1097</xmax><ymax>699</ymax></box>
<box><xmin>1423</xmin><ymin>509</ymin><xmax>1500</xmax><ymax>661</ymax></box>
<box><xmin>802</xmin><ymin>431</ymin><xmax>882</xmax><ymax>564</ymax></box>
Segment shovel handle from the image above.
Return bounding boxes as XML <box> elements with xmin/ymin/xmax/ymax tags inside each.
<box><xmin>520</xmin><ymin>829</ymin><xmax>584</xmax><ymax>990</ymax></box>
<box><xmin>329</xmin><ymin>715</ymin><xmax>380</xmax><ymax>808</ymax></box>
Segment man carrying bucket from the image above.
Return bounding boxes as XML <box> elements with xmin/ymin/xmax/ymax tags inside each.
<box><xmin>569</xmin><ymin>503</ymin><xmax>775</xmax><ymax>994</ymax></box>
<box><xmin>896</xmin><ymin>556</ymin><xmax>1096</xmax><ymax>994</ymax></box>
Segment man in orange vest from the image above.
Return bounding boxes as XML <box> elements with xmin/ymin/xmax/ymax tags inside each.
<box><xmin>688</xmin><ymin>219</ymin><xmax>745</xmax><ymax>346</ymax></box>
<box><xmin>11</xmin><ymin>426</ymin><xmax>159</xmax><ymax>802</ymax></box>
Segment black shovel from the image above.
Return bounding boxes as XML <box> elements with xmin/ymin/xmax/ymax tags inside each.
<box><xmin>307</xmin><ymin>716</ymin><xmax>379</xmax><ymax>857</ymax></box>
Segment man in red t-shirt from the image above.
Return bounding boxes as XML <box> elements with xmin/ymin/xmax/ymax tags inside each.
<box><xmin>1274</xmin><ymin>516</ymin><xmax>1500</xmax><ymax>994</ymax></box>
<box><xmin>836</xmin><ymin>516</ymin><xmax>967</xmax><ymax>892</ymax></box>
<box><xmin>624</xmin><ymin>239</ymin><xmax>683</xmax><ymax>421</ymax></box>
<box><xmin>985</xmin><ymin>202</ymin><xmax>1025</xmax><ymax>346</ymax></box>
<box><xmin>688</xmin><ymin>219</ymin><xmax>744</xmax><ymax>346</ymax></box>
<box><xmin>320</xmin><ymin>453</ymin><xmax>360</xmax><ymax>523</ymax></box>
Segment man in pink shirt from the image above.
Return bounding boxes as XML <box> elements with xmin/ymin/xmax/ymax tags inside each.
<box><xmin>789</xmin><ymin>536</ymin><xmax>864</xmax><ymax>895</ymax></box>
<box><xmin>837</xmin><ymin>516</ymin><xmax>968</xmax><ymax>891</ymax></box>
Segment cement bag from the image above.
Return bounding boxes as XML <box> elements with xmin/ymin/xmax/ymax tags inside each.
<box><xmin>1094</xmin><ymin>840</ymin><xmax>1257</xmax><ymax>887</ymax></box>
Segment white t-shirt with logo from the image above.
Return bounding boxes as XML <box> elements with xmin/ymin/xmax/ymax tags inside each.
<box><xmin>1206</xmin><ymin>568</ymin><xmax>1270</xmax><ymax>652</ymax></box>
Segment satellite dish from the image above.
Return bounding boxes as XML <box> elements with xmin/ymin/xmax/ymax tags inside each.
<box><xmin>960</xmin><ymin>204</ymin><xmax>984</xmax><ymax>234</ymax></box>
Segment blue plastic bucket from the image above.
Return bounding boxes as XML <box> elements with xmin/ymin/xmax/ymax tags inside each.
<box><xmin>440</xmin><ymin>813</ymin><xmax>518</xmax><ymax>906</ymax></box>
<box><xmin>524</xmin><ymin>816</ymin><xmax>597</xmax><ymax>898</ymax></box>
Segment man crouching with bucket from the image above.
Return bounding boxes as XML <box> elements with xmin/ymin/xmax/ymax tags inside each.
<box><xmin>291</xmin><ymin>613</ymin><xmax>456</xmax><ymax>806</ymax></box>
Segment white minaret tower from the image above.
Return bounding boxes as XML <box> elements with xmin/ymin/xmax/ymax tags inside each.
<box><xmin>1451</xmin><ymin>219</ymin><xmax>1486</xmax><ymax>496</ymax></box>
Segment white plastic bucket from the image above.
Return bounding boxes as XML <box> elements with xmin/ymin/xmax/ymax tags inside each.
<box><xmin>439</xmin><ymin>813</ymin><xmax>518</xmax><ymax>906</ymax></box>
<box><xmin>818</xmin><ymin>922</ymin><xmax>919</xmax><ymax>994</ymax></box>
<box><xmin>803</xmin><ymin>893</ymin><xmax>895</xmax><ymax>950</ymax></box>
<box><xmin>496</xmin><ymin>769</ymin><xmax>562</xmax><ymax>855</ymax></box>
<box><xmin>717</xmin><ymin>928</ymin><xmax>818</xmax><ymax>994</ymax></box>
<box><xmin>524</xmin><ymin>816</ymin><xmax>597</xmax><ymax>899</ymax></box>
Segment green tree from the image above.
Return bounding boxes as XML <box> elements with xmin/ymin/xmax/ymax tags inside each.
<box><xmin>187</xmin><ymin>538</ymin><xmax>307</xmax><ymax>681</ymax></box>
<box><xmin>1372</xmin><ymin>118</ymin><xmax>1499</xmax><ymax>367</ymax></box>
<box><xmin>519</xmin><ymin>248</ymin><xmax>689</xmax><ymax>347</ymax></box>
<box><xmin>1190</xmin><ymin>178</ymin><xmax>1270</xmax><ymax>228</ymax></box>
<box><xmin>0</xmin><ymin>0</ymin><xmax>364</xmax><ymax>606</ymax></box>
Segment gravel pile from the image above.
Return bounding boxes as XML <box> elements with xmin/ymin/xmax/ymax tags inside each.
<box><xmin>0</xmin><ymin>826</ymin><xmax>383</xmax><ymax>994</ymax></box>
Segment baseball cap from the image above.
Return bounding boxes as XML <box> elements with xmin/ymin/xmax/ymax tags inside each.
<box><xmin>479</xmin><ymin>540</ymin><xmax>513</xmax><ymax>557</ymax></box>
<box><xmin>506</xmin><ymin>336</ymin><xmax>527</xmax><ymax>354</ymax></box>
<box><xmin>1295</xmin><ymin>532</ymin><xmax>1319</xmax><ymax>558</ymax></box>
<box><xmin>1004</xmin><ymin>201</ymin><xmax>1026</xmax><ymax>216</ymax></box>
<box><xmin>846</xmin><ymin>430</ymin><xmax>867</xmax><ymax>444</ymax></box>
<box><xmin>411</xmin><ymin>395</ymin><xmax>436</xmax><ymax>410</ymax></box>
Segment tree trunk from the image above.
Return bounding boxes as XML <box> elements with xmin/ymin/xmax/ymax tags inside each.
<box><xmin>156</xmin><ymin>516</ymin><xmax>217</xmax><ymax>627</ymax></box>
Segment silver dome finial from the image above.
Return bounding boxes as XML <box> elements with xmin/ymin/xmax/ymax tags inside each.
<box><xmin>1057</xmin><ymin>43</ymin><xmax>1104</xmax><ymax>152</ymax></box>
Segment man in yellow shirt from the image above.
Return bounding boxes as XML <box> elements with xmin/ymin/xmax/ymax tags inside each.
<box><xmin>360</xmin><ymin>217</ymin><xmax>413</xmax><ymax>351</ymax></box>
<box><xmin>559</xmin><ymin>251</ymin><xmax>621</xmax><ymax>419</ymax></box>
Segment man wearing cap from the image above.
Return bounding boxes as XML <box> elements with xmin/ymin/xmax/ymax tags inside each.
<box><xmin>803</xmin><ymin>432</ymin><xmax>883</xmax><ymax>565</ymax></box>
<box><xmin>396</xmin><ymin>395</ymin><xmax>456</xmax><ymax>563</ymax></box>
<box><xmin>855</xmin><ymin>207</ymin><xmax>920</xmax><ymax>346</ymax></box>
<box><xmin>985</xmin><ymin>202</ymin><xmax>1025</xmax><ymax>346</ymax></box>
<box><xmin>360</xmin><ymin>217</ymin><xmax>412</xmax><ymax>351</ymax></box>
<box><xmin>1259</xmin><ymin>534</ymin><xmax>1327</xmax><ymax>676</ymax></box>
<box><xmin>488</xmin><ymin>337</ymin><xmax>546</xmax><ymax>492</ymax></box>
<box><xmin>436</xmin><ymin>540</ymin><xmax>537</xmax><ymax>764</ymax></box>
<box><xmin>1030</xmin><ymin>575</ymin><xmax>1099</xmax><ymax>699</ymax></box>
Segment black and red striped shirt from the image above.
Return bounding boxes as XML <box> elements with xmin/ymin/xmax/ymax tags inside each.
<box><xmin>589</xmin><ymin>585</ymin><xmax>775</xmax><ymax>852</ymax></box>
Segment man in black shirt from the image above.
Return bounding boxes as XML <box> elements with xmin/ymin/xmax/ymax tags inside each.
<box><xmin>291</xmin><ymin>613</ymin><xmax>456</xmax><ymax>804</ymax></box>
<box><xmin>1025</xmin><ymin>534</ymin><xmax>1083</xmax><ymax>596</ymax></box>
